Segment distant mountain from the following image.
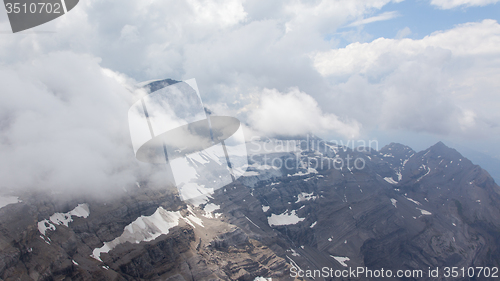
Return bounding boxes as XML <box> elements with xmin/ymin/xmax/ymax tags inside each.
<box><xmin>445</xmin><ymin>142</ymin><xmax>500</xmax><ymax>185</ymax></box>
<box><xmin>1</xmin><ymin>139</ymin><xmax>499</xmax><ymax>280</ymax></box>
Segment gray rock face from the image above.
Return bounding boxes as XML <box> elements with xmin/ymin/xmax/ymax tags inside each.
<box><xmin>0</xmin><ymin>140</ymin><xmax>499</xmax><ymax>281</ymax></box>
<box><xmin>210</xmin><ymin>229</ymin><xmax>249</xmax><ymax>250</ymax></box>
<box><xmin>217</xmin><ymin>140</ymin><xmax>500</xmax><ymax>280</ymax></box>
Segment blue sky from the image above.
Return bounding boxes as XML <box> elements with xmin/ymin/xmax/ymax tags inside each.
<box><xmin>387</xmin><ymin>0</ymin><xmax>500</xmax><ymax>37</ymax></box>
<box><xmin>336</xmin><ymin>0</ymin><xmax>500</xmax><ymax>45</ymax></box>
<box><xmin>329</xmin><ymin>0</ymin><xmax>500</xmax><ymax>181</ymax></box>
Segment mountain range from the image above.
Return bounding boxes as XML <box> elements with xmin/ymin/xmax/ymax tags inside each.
<box><xmin>0</xmin><ymin>138</ymin><xmax>499</xmax><ymax>280</ymax></box>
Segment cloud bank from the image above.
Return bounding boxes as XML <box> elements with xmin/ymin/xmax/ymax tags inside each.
<box><xmin>314</xmin><ymin>19</ymin><xmax>500</xmax><ymax>138</ymax></box>
<box><xmin>1</xmin><ymin>0</ymin><xmax>500</xmax><ymax>195</ymax></box>
<box><xmin>248</xmin><ymin>88</ymin><xmax>361</xmax><ymax>138</ymax></box>
<box><xmin>0</xmin><ymin>52</ymin><xmax>166</xmax><ymax>197</ymax></box>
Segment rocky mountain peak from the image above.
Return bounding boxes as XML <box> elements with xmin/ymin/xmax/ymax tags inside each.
<box><xmin>426</xmin><ymin>141</ymin><xmax>463</xmax><ymax>159</ymax></box>
<box><xmin>380</xmin><ymin>142</ymin><xmax>414</xmax><ymax>153</ymax></box>
<box><xmin>1</xmin><ymin>138</ymin><xmax>500</xmax><ymax>280</ymax></box>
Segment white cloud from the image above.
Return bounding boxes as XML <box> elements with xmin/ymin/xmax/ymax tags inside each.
<box><xmin>314</xmin><ymin>19</ymin><xmax>500</xmax><ymax>76</ymax></box>
<box><xmin>313</xmin><ymin>20</ymin><xmax>500</xmax><ymax>137</ymax></box>
<box><xmin>281</xmin><ymin>0</ymin><xmax>403</xmax><ymax>39</ymax></box>
<box><xmin>186</xmin><ymin>0</ymin><xmax>247</xmax><ymax>27</ymax></box>
<box><xmin>346</xmin><ymin>11</ymin><xmax>400</xmax><ymax>27</ymax></box>
<box><xmin>248</xmin><ymin>88</ymin><xmax>361</xmax><ymax>138</ymax></box>
<box><xmin>0</xmin><ymin>52</ymin><xmax>168</xmax><ymax>197</ymax></box>
<box><xmin>0</xmin><ymin>0</ymin><xmax>248</xmax><ymax>79</ymax></box>
<box><xmin>0</xmin><ymin>0</ymin><xmax>403</xmax><ymax>82</ymax></box>
<box><xmin>431</xmin><ymin>0</ymin><xmax>500</xmax><ymax>9</ymax></box>
<box><xmin>1</xmin><ymin>0</ymin><xmax>499</xmax><ymax>195</ymax></box>
<box><xmin>396</xmin><ymin>27</ymin><xmax>412</xmax><ymax>38</ymax></box>
<box><xmin>1</xmin><ymin>0</ymin><xmax>403</xmax><ymax>196</ymax></box>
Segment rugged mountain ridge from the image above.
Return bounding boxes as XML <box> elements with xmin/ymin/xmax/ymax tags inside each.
<box><xmin>1</xmin><ymin>140</ymin><xmax>499</xmax><ymax>280</ymax></box>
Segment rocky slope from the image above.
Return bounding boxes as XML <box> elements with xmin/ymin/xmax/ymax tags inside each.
<box><xmin>0</xmin><ymin>139</ymin><xmax>499</xmax><ymax>280</ymax></box>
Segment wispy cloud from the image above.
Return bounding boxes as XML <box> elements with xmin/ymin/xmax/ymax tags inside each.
<box><xmin>431</xmin><ymin>0</ymin><xmax>500</xmax><ymax>9</ymax></box>
<box><xmin>346</xmin><ymin>11</ymin><xmax>400</xmax><ymax>27</ymax></box>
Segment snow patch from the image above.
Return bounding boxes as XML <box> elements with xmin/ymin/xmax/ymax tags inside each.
<box><xmin>286</xmin><ymin>256</ymin><xmax>302</xmax><ymax>274</ymax></box>
<box><xmin>268</xmin><ymin>210</ymin><xmax>305</xmax><ymax>226</ymax></box>
<box><xmin>405</xmin><ymin>197</ymin><xmax>421</xmax><ymax>206</ymax></box>
<box><xmin>254</xmin><ymin>277</ymin><xmax>272</xmax><ymax>281</ymax></box>
<box><xmin>38</xmin><ymin>204</ymin><xmax>90</xmax><ymax>236</ymax></box>
<box><xmin>416</xmin><ymin>166</ymin><xmax>431</xmax><ymax>182</ymax></box>
<box><xmin>290</xmin><ymin>168</ymin><xmax>318</xmax><ymax>177</ymax></box>
<box><xmin>295</xmin><ymin>192</ymin><xmax>317</xmax><ymax>203</ymax></box>
<box><xmin>331</xmin><ymin>256</ymin><xmax>350</xmax><ymax>267</ymax></box>
<box><xmin>288</xmin><ymin>248</ymin><xmax>300</xmax><ymax>257</ymax></box>
<box><xmin>417</xmin><ymin>208</ymin><xmax>432</xmax><ymax>215</ymax></box>
<box><xmin>202</xmin><ymin>203</ymin><xmax>221</xmax><ymax>218</ymax></box>
<box><xmin>0</xmin><ymin>195</ymin><xmax>21</xmax><ymax>209</ymax></box>
<box><xmin>245</xmin><ymin>215</ymin><xmax>261</xmax><ymax>229</ymax></box>
<box><xmin>186</xmin><ymin>214</ymin><xmax>204</xmax><ymax>227</ymax></box>
<box><xmin>390</xmin><ymin>198</ymin><xmax>397</xmax><ymax>208</ymax></box>
<box><xmin>384</xmin><ymin>177</ymin><xmax>398</xmax><ymax>184</ymax></box>
<box><xmin>396</xmin><ymin>171</ymin><xmax>402</xmax><ymax>181</ymax></box>
<box><xmin>91</xmin><ymin>208</ymin><xmax>182</xmax><ymax>261</ymax></box>
<box><xmin>310</xmin><ymin>221</ymin><xmax>317</xmax><ymax>228</ymax></box>
<box><xmin>244</xmin><ymin>171</ymin><xmax>260</xmax><ymax>176</ymax></box>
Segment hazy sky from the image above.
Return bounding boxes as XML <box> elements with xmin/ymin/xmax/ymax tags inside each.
<box><xmin>1</xmin><ymin>0</ymin><xmax>500</xmax><ymax>195</ymax></box>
